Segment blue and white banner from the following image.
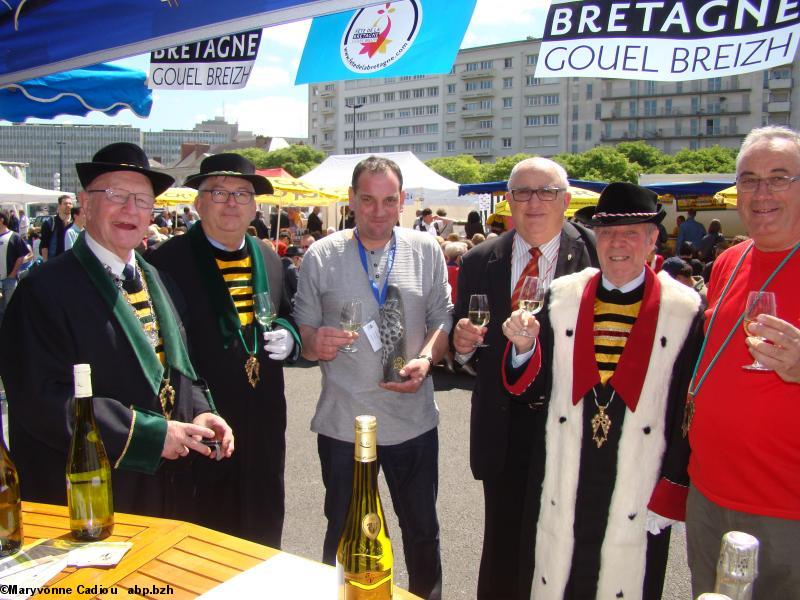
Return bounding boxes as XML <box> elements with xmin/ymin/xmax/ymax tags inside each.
<box><xmin>149</xmin><ymin>30</ymin><xmax>262</xmax><ymax>90</ymax></box>
<box><xmin>0</xmin><ymin>0</ymin><xmax>375</xmax><ymax>86</ymax></box>
<box><xmin>536</xmin><ymin>0</ymin><xmax>800</xmax><ymax>81</ymax></box>
<box><xmin>295</xmin><ymin>0</ymin><xmax>477</xmax><ymax>84</ymax></box>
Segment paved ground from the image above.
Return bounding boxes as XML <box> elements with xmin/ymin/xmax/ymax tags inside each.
<box><xmin>280</xmin><ymin>360</ymin><xmax>692</xmax><ymax>599</ymax></box>
<box><xmin>0</xmin><ymin>361</ymin><xmax>692</xmax><ymax>599</ymax></box>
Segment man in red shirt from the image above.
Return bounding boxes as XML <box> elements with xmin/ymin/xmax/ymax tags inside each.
<box><xmin>686</xmin><ymin>126</ymin><xmax>800</xmax><ymax>598</ymax></box>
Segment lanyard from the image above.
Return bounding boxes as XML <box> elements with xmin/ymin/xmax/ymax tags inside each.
<box><xmin>690</xmin><ymin>240</ymin><xmax>800</xmax><ymax>397</ymax></box>
<box><xmin>354</xmin><ymin>228</ymin><xmax>397</xmax><ymax>307</ymax></box>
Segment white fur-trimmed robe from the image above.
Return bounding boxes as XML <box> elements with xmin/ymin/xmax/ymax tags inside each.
<box><xmin>531</xmin><ymin>269</ymin><xmax>700</xmax><ymax>600</ymax></box>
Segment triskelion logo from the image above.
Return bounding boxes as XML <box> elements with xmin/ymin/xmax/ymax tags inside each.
<box><xmin>341</xmin><ymin>1</ymin><xmax>422</xmax><ymax>74</ymax></box>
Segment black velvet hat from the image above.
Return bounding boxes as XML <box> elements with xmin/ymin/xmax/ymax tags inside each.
<box><xmin>183</xmin><ymin>153</ymin><xmax>274</xmax><ymax>195</ymax></box>
<box><xmin>76</xmin><ymin>142</ymin><xmax>174</xmax><ymax>196</ymax></box>
<box><xmin>591</xmin><ymin>182</ymin><xmax>666</xmax><ymax>226</ymax></box>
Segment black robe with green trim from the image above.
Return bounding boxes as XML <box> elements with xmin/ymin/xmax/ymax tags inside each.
<box><xmin>0</xmin><ymin>249</ymin><xmax>213</xmax><ymax>519</ymax></box>
<box><xmin>148</xmin><ymin>228</ymin><xmax>296</xmax><ymax>548</ymax></box>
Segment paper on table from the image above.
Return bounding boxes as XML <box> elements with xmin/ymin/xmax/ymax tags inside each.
<box><xmin>197</xmin><ymin>553</ymin><xmax>337</xmax><ymax>599</ymax></box>
<box><xmin>0</xmin><ymin>555</ymin><xmax>70</xmax><ymax>600</ymax></box>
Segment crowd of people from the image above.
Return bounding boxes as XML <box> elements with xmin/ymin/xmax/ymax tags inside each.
<box><xmin>0</xmin><ymin>124</ymin><xmax>798</xmax><ymax>600</ymax></box>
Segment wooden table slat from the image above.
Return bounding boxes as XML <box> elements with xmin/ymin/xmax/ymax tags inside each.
<box><xmin>173</xmin><ymin>536</ymin><xmax>266</xmax><ymax>570</ymax></box>
<box><xmin>156</xmin><ymin>547</ymin><xmax>241</xmax><ymax>582</ymax></box>
<box><xmin>138</xmin><ymin>558</ymin><xmax>224</xmax><ymax>594</ymax></box>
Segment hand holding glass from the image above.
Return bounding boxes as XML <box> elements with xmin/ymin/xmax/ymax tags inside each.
<box><xmin>468</xmin><ymin>294</ymin><xmax>490</xmax><ymax>348</ymax></box>
<box><xmin>517</xmin><ymin>276</ymin><xmax>545</xmax><ymax>336</ymax></box>
<box><xmin>254</xmin><ymin>292</ymin><xmax>276</xmax><ymax>331</ymax></box>
<box><xmin>742</xmin><ymin>291</ymin><xmax>777</xmax><ymax>371</ymax></box>
<box><xmin>339</xmin><ymin>300</ymin><xmax>362</xmax><ymax>353</ymax></box>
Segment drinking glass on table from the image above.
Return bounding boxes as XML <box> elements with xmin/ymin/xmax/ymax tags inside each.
<box><xmin>254</xmin><ymin>292</ymin><xmax>276</xmax><ymax>331</ymax></box>
<box><xmin>468</xmin><ymin>294</ymin><xmax>490</xmax><ymax>348</ymax></box>
<box><xmin>339</xmin><ymin>299</ymin><xmax>363</xmax><ymax>353</ymax></box>
<box><xmin>742</xmin><ymin>291</ymin><xmax>777</xmax><ymax>371</ymax></box>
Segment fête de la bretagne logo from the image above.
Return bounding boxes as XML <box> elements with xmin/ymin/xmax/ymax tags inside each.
<box><xmin>340</xmin><ymin>1</ymin><xmax>422</xmax><ymax>74</ymax></box>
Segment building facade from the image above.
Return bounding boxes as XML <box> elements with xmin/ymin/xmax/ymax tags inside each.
<box><xmin>307</xmin><ymin>38</ymin><xmax>800</xmax><ymax>161</ymax></box>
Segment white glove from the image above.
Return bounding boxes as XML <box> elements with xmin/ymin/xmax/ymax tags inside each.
<box><xmin>645</xmin><ymin>510</ymin><xmax>676</xmax><ymax>535</ymax></box>
<box><xmin>263</xmin><ymin>327</ymin><xmax>294</xmax><ymax>361</ymax></box>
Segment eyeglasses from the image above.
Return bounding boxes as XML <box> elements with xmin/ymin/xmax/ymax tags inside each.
<box><xmin>201</xmin><ymin>189</ymin><xmax>255</xmax><ymax>204</ymax></box>
<box><xmin>509</xmin><ymin>187</ymin><xmax>565</xmax><ymax>203</ymax></box>
<box><xmin>87</xmin><ymin>188</ymin><xmax>155</xmax><ymax>210</ymax></box>
<box><xmin>736</xmin><ymin>175</ymin><xmax>800</xmax><ymax>192</ymax></box>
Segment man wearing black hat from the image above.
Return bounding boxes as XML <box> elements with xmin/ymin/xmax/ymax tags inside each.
<box><xmin>500</xmin><ymin>182</ymin><xmax>702</xmax><ymax>599</ymax></box>
<box><xmin>148</xmin><ymin>153</ymin><xmax>299</xmax><ymax>548</ymax></box>
<box><xmin>0</xmin><ymin>142</ymin><xmax>233</xmax><ymax>520</ymax></box>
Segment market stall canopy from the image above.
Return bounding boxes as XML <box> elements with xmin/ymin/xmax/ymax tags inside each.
<box><xmin>256</xmin><ymin>176</ymin><xmax>341</xmax><ymax>207</ymax></box>
<box><xmin>0</xmin><ymin>1</ymin><xmax>381</xmax><ymax>85</ymax></box>
<box><xmin>714</xmin><ymin>185</ymin><xmax>737</xmax><ymax>207</ymax></box>
<box><xmin>301</xmin><ymin>152</ymin><xmax>458</xmax><ymax>204</ymax></box>
<box><xmin>458</xmin><ymin>179</ymin><xmax>610</xmax><ymax>196</ymax></box>
<box><xmin>155</xmin><ymin>187</ymin><xmax>197</xmax><ymax>206</ymax></box>
<box><xmin>0</xmin><ymin>63</ymin><xmax>151</xmax><ymax>121</ymax></box>
<box><xmin>0</xmin><ymin>166</ymin><xmax>69</xmax><ymax>204</ymax></box>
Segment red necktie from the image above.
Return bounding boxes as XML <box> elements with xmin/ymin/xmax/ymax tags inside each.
<box><xmin>511</xmin><ymin>247</ymin><xmax>542</xmax><ymax>310</ymax></box>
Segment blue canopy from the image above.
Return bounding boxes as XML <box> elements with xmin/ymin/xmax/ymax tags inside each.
<box><xmin>0</xmin><ymin>1</ymin><xmax>378</xmax><ymax>85</ymax></box>
<box><xmin>459</xmin><ymin>179</ymin><xmax>733</xmax><ymax>198</ymax></box>
<box><xmin>0</xmin><ymin>63</ymin><xmax>152</xmax><ymax>121</ymax></box>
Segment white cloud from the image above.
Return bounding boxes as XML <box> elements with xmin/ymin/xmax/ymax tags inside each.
<box><xmin>464</xmin><ymin>0</ymin><xmax>550</xmax><ymax>46</ymax></box>
<box><xmin>247</xmin><ymin>64</ymin><xmax>293</xmax><ymax>89</ymax></box>
<box><xmin>261</xmin><ymin>19</ymin><xmax>312</xmax><ymax>50</ymax></box>
<box><xmin>225</xmin><ymin>96</ymin><xmax>308</xmax><ymax>138</ymax></box>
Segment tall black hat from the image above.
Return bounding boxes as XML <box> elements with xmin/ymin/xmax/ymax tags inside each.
<box><xmin>183</xmin><ymin>153</ymin><xmax>273</xmax><ymax>195</ymax></box>
<box><xmin>76</xmin><ymin>142</ymin><xmax>174</xmax><ymax>196</ymax></box>
<box><xmin>591</xmin><ymin>182</ymin><xmax>666</xmax><ymax>226</ymax></box>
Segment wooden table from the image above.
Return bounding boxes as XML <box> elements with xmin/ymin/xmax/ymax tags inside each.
<box><xmin>21</xmin><ymin>502</ymin><xmax>420</xmax><ymax>599</ymax></box>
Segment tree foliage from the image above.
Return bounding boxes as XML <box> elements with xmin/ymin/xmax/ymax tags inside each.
<box><xmin>615</xmin><ymin>141</ymin><xmax>666</xmax><ymax>171</ymax></box>
<box><xmin>553</xmin><ymin>146</ymin><xmax>641</xmax><ymax>183</ymax></box>
<box><xmin>479</xmin><ymin>153</ymin><xmax>534</xmax><ymax>182</ymax></box>
<box><xmin>232</xmin><ymin>145</ymin><xmax>325</xmax><ymax>177</ymax></box>
<box><xmin>652</xmin><ymin>145</ymin><xmax>737</xmax><ymax>174</ymax></box>
<box><xmin>425</xmin><ymin>155</ymin><xmax>483</xmax><ymax>184</ymax></box>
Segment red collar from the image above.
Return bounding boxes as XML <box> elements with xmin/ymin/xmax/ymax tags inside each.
<box><xmin>572</xmin><ymin>267</ymin><xmax>661</xmax><ymax>411</ymax></box>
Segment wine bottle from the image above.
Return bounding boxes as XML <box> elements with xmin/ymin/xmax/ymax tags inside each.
<box><xmin>336</xmin><ymin>415</ymin><xmax>393</xmax><ymax>599</ymax></box>
<box><xmin>0</xmin><ymin>428</ymin><xmax>22</xmax><ymax>557</ymax></box>
<box><xmin>714</xmin><ymin>531</ymin><xmax>758</xmax><ymax>600</ymax></box>
<box><xmin>66</xmin><ymin>364</ymin><xmax>114</xmax><ymax>541</ymax></box>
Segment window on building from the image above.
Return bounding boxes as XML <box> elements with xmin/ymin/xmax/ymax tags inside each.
<box><xmin>399</xmin><ymin>109</ymin><xmax>411</xmax><ymax>118</ymax></box>
<box><xmin>466</xmin><ymin>62</ymin><xmax>479</xmax><ymax>71</ymax></box>
<box><xmin>399</xmin><ymin>90</ymin><xmax>411</xmax><ymax>99</ymax></box>
<box><xmin>644</xmin><ymin>99</ymin><xmax>656</xmax><ymax>116</ymax></box>
<box><xmin>502</xmin><ymin>77</ymin><xmax>513</xmax><ymax>89</ymax></box>
<box><xmin>630</xmin><ymin>81</ymin><xmax>638</xmax><ymax>95</ymax></box>
<box><xmin>426</xmin><ymin>143</ymin><xmax>437</xmax><ymax>152</ymax></box>
<box><xmin>572</xmin><ymin>105</ymin><xmax>578</xmax><ymax>120</ymax></box>
<box><xmin>585</xmin><ymin>123</ymin><xmax>593</xmax><ymax>140</ymax></box>
<box><xmin>369</xmin><ymin>94</ymin><xmax>379</xmax><ymax>103</ymax></box>
<box><xmin>502</xmin><ymin>137</ymin><xmax>512</xmax><ymax>148</ymax></box>
<box><xmin>586</xmin><ymin>83</ymin><xmax>593</xmax><ymax>100</ymax></box>
<box><xmin>413</xmin><ymin>88</ymin><xmax>425</xmax><ymax>98</ymax></box>
<box><xmin>446</xmin><ymin>141</ymin><xmax>456</xmax><ymax>151</ymax></box>
<box><xmin>426</xmin><ymin>123</ymin><xmax>439</xmax><ymax>134</ymax></box>
<box><xmin>412</xmin><ymin>124</ymin><xmax>425</xmax><ymax>135</ymax></box>
<box><xmin>644</xmin><ymin>81</ymin><xmax>656</xmax><ymax>95</ymax></box>
<box><xmin>595</xmin><ymin>103</ymin><xmax>602</xmax><ymax>119</ymax></box>
<box><xmin>479</xmin><ymin>120</ymin><xmax>493</xmax><ymax>129</ymax></box>
<box><xmin>447</xmin><ymin>83</ymin><xmax>456</xmax><ymax>94</ymax></box>
<box><xmin>480</xmin><ymin>60</ymin><xmax>493</xmax><ymax>69</ymax></box>
<box><xmin>504</xmin><ymin>57</ymin><xmax>513</xmax><ymax>68</ymax></box>
<box><xmin>399</xmin><ymin>126</ymin><xmax>410</xmax><ymax>136</ymax></box>
<box><xmin>447</xmin><ymin>103</ymin><xmax>456</xmax><ymax>113</ymax></box>
<box><xmin>629</xmin><ymin>100</ymin><xmax>637</xmax><ymax>117</ymax></box>
<box><xmin>480</xmin><ymin>80</ymin><xmax>493</xmax><ymax>89</ymax></box>
<box><xmin>427</xmin><ymin>87</ymin><xmax>439</xmax><ymax>96</ymax></box>
<box><xmin>312</xmin><ymin>103</ymin><xmax>318</xmax><ymax>112</ymax></box>
<box><xmin>526</xmin><ymin>54</ymin><xmax>538</xmax><ymax>65</ymax></box>
<box><xmin>466</xmin><ymin>81</ymin><xmax>478</xmax><ymax>91</ymax></box>
<box><xmin>384</xmin><ymin>111</ymin><xmax>395</xmax><ymax>119</ymax></box>
<box><xmin>413</xmin><ymin>106</ymin><xmax>426</xmax><ymax>116</ymax></box>
<box><xmin>503</xmin><ymin>97</ymin><xmax>512</xmax><ymax>108</ymax></box>
<box><xmin>708</xmin><ymin>77</ymin><xmax>722</xmax><ymax>92</ymax></box>
<box><xmin>384</xmin><ymin>92</ymin><xmax>395</xmax><ymax>101</ymax></box>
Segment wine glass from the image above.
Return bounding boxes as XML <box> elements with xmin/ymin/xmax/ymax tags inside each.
<box><xmin>742</xmin><ymin>291</ymin><xmax>777</xmax><ymax>371</ymax></box>
<box><xmin>254</xmin><ymin>292</ymin><xmax>276</xmax><ymax>331</ymax></box>
<box><xmin>339</xmin><ymin>299</ymin><xmax>363</xmax><ymax>353</ymax></box>
<box><xmin>468</xmin><ymin>294</ymin><xmax>490</xmax><ymax>348</ymax></box>
<box><xmin>517</xmin><ymin>276</ymin><xmax>545</xmax><ymax>337</ymax></box>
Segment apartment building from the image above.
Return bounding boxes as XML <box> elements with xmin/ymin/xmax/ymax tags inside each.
<box><xmin>307</xmin><ymin>38</ymin><xmax>800</xmax><ymax>161</ymax></box>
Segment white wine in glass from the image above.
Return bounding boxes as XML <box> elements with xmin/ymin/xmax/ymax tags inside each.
<box><xmin>253</xmin><ymin>292</ymin><xmax>276</xmax><ymax>331</ymax></box>
<box><xmin>742</xmin><ymin>290</ymin><xmax>777</xmax><ymax>371</ymax></box>
<box><xmin>339</xmin><ymin>299</ymin><xmax>363</xmax><ymax>353</ymax></box>
<box><xmin>517</xmin><ymin>276</ymin><xmax>545</xmax><ymax>337</ymax></box>
<box><xmin>469</xmin><ymin>294</ymin><xmax>490</xmax><ymax>348</ymax></box>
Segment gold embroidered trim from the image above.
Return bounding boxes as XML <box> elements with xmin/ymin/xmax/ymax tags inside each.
<box><xmin>114</xmin><ymin>409</ymin><xmax>137</xmax><ymax>469</ymax></box>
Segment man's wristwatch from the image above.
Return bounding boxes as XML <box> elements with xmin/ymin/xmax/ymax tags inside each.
<box><xmin>416</xmin><ymin>354</ymin><xmax>434</xmax><ymax>376</ymax></box>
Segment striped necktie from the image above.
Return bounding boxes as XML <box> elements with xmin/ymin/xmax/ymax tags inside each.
<box><xmin>511</xmin><ymin>247</ymin><xmax>542</xmax><ymax>310</ymax></box>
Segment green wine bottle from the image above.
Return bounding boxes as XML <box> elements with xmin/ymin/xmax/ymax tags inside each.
<box><xmin>0</xmin><ymin>429</ymin><xmax>22</xmax><ymax>556</ymax></box>
<box><xmin>66</xmin><ymin>364</ymin><xmax>114</xmax><ymax>541</ymax></box>
<box><xmin>336</xmin><ymin>415</ymin><xmax>393</xmax><ymax>600</ymax></box>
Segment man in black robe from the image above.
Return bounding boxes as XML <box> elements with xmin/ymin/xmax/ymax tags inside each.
<box><xmin>0</xmin><ymin>142</ymin><xmax>233</xmax><ymax>520</ymax></box>
<box><xmin>149</xmin><ymin>153</ymin><xmax>299</xmax><ymax>548</ymax></box>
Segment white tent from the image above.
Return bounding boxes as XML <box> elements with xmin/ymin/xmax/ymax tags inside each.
<box><xmin>300</xmin><ymin>152</ymin><xmax>459</xmax><ymax>204</ymax></box>
<box><xmin>0</xmin><ymin>167</ymin><xmax>70</xmax><ymax>204</ymax></box>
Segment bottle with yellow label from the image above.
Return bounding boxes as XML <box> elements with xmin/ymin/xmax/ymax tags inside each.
<box><xmin>336</xmin><ymin>415</ymin><xmax>393</xmax><ymax>599</ymax></box>
<box><xmin>66</xmin><ymin>364</ymin><xmax>114</xmax><ymax>541</ymax></box>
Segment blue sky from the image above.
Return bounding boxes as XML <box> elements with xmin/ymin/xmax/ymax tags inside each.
<box><xmin>31</xmin><ymin>0</ymin><xmax>549</xmax><ymax>138</ymax></box>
